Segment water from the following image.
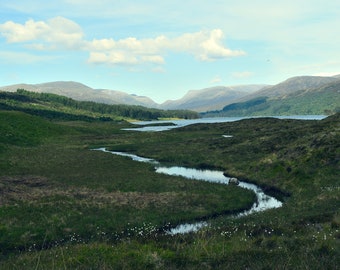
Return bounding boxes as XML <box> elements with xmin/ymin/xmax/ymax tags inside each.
<box><xmin>155</xmin><ymin>166</ymin><xmax>229</xmax><ymax>184</ymax></box>
<box><xmin>123</xmin><ymin>117</ymin><xmax>246</xmax><ymax>132</ymax></box>
<box><xmin>124</xmin><ymin>115</ymin><xmax>327</xmax><ymax>132</ymax></box>
<box><xmin>95</xmin><ymin>147</ymin><xmax>159</xmax><ymax>164</ymax></box>
<box><xmin>155</xmin><ymin>165</ymin><xmax>282</xmax><ymax>234</ymax></box>
<box><xmin>93</xmin><ymin>148</ymin><xmax>282</xmax><ymax>234</ymax></box>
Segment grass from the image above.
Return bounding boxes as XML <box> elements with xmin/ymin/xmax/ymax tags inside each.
<box><xmin>0</xmin><ymin>110</ymin><xmax>256</xmax><ymax>266</ymax></box>
<box><xmin>0</xmin><ymin>109</ymin><xmax>339</xmax><ymax>269</ymax></box>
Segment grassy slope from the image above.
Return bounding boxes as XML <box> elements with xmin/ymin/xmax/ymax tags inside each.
<box><xmin>0</xmin><ymin>110</ymin><xmax>256</xmax><ymax>267</ymax></box>
<box><xmin>204</xmin><ymin>81</ymin><xmax>340</xmax><ymax>117</ymax></box>
<box><xmin>0</xmin><ymin>107</ymin><xmax>339</xmax><ymax>269</ymax></box>
<box><xmin>102</xmin><ymin>114</ymin><xmax>340</xmax><ymax>268</ymax></box>
<box><xmin>0</xmin><ymin>90</ymin><xmax>199</xmax><ymax>121</ymax></box>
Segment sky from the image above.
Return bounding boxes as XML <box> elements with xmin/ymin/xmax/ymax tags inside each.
<box><xmin>0</xmin><ymin>0</ymin><xmax>339</xmax><ymax>103</ymax></box>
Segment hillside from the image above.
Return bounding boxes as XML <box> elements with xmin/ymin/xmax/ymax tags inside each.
<box><xmin>160</xmin><ymin>85</ymin><xmax>267</xmax><ymax>112</ymax></box>
<box><xmin>0</xmin><ymin>89</ymin><xmax>198</xmax><ymax>121</ymax></box>
<box><xmin>2</xmin><ymin>75</ymin><xmax>339</xmax><ymax>115</ymax></box>
<box><xmin>1</xmin><ymin>108</ymin><xmax>338</xmax><ymax>268</ymax></box>
<box><xmin>0</xmin><ymin>81</ymin><xmax>159</xmax><ymax>108</ymax></box>
<box><xmin>236</xmin><ymin>76</ymin><xmax>339</xmax><ymax>102</ymax></box>
<box><xmin>203</xmin><ymin>77</ymin><xmax>340</xmax><ymax>117</ymax></box>
<box><xmin>1</xmin><ymin>82</ymin><xmax>266</xmax><ymax>112</ymax></box>
<box><xmin>0</xmin><ymin>87</ymin><xmax>339</xmax><ymax>268</ymax></box>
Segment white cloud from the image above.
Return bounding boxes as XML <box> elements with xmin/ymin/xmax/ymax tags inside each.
<box><xmin>0</xmin><ymin>17</ymin><xmax>245</xmax><ymax>66</ymax></box>
<box><xmin>170</xmin><ymin>29</ymin><xmax>246</xmax><ymax>60</ymax></box>
<box><xmin>87</xmin><ymin>29</ymin><xmax>245</xmax><ymax>65</ymax></box>
<box><xmin>0</xmin><ymin>17</ymin><xmax>84</xmax><ymax>50</ymax></box>
<box><xmin>199</xmin><ymin>29</ymin><xmax>245</xmax><ymax>61</ymax></box>
<box><xmin>0</xmin><ymin>19</ymin><xmax>48</xmax><ymax>43</ymax></box>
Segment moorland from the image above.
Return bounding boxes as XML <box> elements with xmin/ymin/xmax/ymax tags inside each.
<box><xmin>0</xmin><ymin>90</ymin><xmax>339</xmax><ymax>269</ymax></box>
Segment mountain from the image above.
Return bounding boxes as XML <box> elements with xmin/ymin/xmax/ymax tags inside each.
<box><xmin>2</xmin><ymin>75</ymin><xmax>339</xmax><ymax>115</ymax></box>
<box><xmin>0</xmin><ymin>81</ymin><xmax>267</xmax><ymax>112</ymax></box>
<box><xmin>203</xmin><ymin>77</ymin><xmax>340</xmax><ymax>117</ymax></box>
<box><xmin>0</xmin><ymin>89</ymin><xmax>199</xmax><ymax>121</ymax></box>
<box><xmin>160</xmin><ymin>85</ymin><xmax>267</xmax><ymax>112</ymax></box>
<box><xmin>235</xmin><ymin>76</ymin><xmax>339</xmax><ymax>102</ymax></box>
<box><xmin>0</xmin><ymin>81</ymin><xmax>159</xmax><ymax>108</ymax></box>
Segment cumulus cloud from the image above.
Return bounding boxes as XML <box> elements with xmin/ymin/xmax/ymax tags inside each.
<box><xmin>168</xmin><ymin>29</ymin><xmax>245</xmax><ymax>60</ymax></box>
<box><xmin>199</xmin><ymin>29</ymin><xmax>245</xmax><ymax>60</ymax></box>
<box><xmin>0</xmin><ymin>17</ymin><xmax>245</xmax><ymax>66</ymax></box>
<box><xmin>0</xmin><ymin>19</ymin><xmax>47</xmax><ymax>42</ymax></box>
<box><xmin>0</xmin><ymin>17</ymin><xmax>84</xmax><ymax>49</ymax></box>
<box><xmin>87</xmin><ymin>29</ymin><xmax>245</xmax><ymax>65</ymax></box>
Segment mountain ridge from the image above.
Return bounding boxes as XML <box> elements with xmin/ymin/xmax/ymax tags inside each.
<box><xmin>1</xmin><ymin>74</ymin><xmax>339</xmax><ymax>115</ymax></box>
<box><xmin>0</xmin><ymin>81</ymin><xmax>267</xmax><ymax>112</ymax></box>
<box><xmin>203</xmin><ymin>78</ymin><xmax>340</xmax><ymax>117</ymax></box>
<box><xmin>0</xmin><ymin>81</ymin><xmax>159</xmax><ymax>108</ymax></box>
<box><xmin>234</xmin><ymin>76</ymin><xmax>339</xmax><ymax>103</ymax></box>
<box><xmin>160</xmin><ymin>85</ymin><xmax>268</xmax><ymax>112</ymax></box>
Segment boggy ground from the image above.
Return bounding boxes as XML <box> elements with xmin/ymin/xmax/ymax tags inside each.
<box><xmin>0</xmin><ymin>111</ymin><xmax>339</xmax><ymax>269</ymax></box>
<box><xmin>0</xmin><ymin>111</ymin><xmax>255</xmax><ymax>268</ymax></box>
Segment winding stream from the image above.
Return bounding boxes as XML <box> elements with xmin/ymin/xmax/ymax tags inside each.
<box><xmin>94</xmin><ymin>148</ymin><xmax>282</xmax><ymax>234</ymax></box>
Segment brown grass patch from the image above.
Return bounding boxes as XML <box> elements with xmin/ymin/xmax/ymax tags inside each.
<box><xmin>0</xmin><ymin>175</ymin><xmax>182</xmax><ymax>209</ymax></box>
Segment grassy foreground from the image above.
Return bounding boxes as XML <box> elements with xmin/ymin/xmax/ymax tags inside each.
<box><xmin>0</xmin><ymin>110</ymin><xmax>255</xmax><ymax>268</ymax></box>
<box><xmin>0</xmin><ymin>110</ymin><xmax>339</xmax><ymax>269</ymax></box>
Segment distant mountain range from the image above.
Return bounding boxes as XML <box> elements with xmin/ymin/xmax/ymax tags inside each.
<box><xmin>1</xmin><ymin>74</ymin><xmax>339</xmax><ymax>116</ymax></box>
<box><xmin>203</xmin><ymin>76</ymin><xmax>340</xmax><ymax>116</ymax></box>
<box><xmin>0</xmin><ymin>81</ymin><xmax>159</xmax><ymax>108</ymax></box>
<box><xmin>161</xmin><ymin>85</ymin><xmax>267</xmax><ymax>112</ymax></box>
<box><xmin>235</xmin><ymin>76</ymin><xmax>338</xmax><ymax>102</ymax></box>
<box><xmin>0</xmin><ymin>81</ymin><xmax>265</xmax><ymax>112</ymax></box>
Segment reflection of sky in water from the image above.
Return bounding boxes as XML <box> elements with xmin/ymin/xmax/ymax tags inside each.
<box><xmin>125</xmin><ymin>116</ymin><xmax>326</xmax><ymax>132</ymax></box>
<box><xmin>94</xmin><ymin>148</ymin><xmax>159</xmax><ymax>164</ymax></box>
<box><xmin>156</xmin><ymin>166</ymin><xmax>229</xmax><ymax>184</ymax></box>
<box><xmin>94</xmin><ymin>148</ymin><xmax>283</xmax><ymax>235</ymax></box>
<box><xmin>155</xmin><ymin>166</ymin><xmax>282</xmax><ymax>213</ymax></box>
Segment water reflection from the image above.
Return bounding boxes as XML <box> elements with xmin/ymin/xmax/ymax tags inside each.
<box><xmin>156</xmin><ymin>166</ymin><xmax>229</xmax><ymax>184</ymax></box>
<box><xmin>95</xmin><ymin>147</ymin><xmax>159</xmax><ymax>164</ymax></box>
<box><xmin>155</xmin><ymin>165</ymin><xmax>282</xmax><ymax>234</ymax></box>
<box><xmin>124</xmin><ymin>115</ymin><xmax>326</xmax><ymax>132</ymax></box>
<box><xmin>94</xmin><ymin>148</ymin><xmax>282</xmax><ymax>234</ymax></box>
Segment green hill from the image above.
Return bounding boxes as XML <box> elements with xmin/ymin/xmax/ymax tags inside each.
<box><xmin>0</xmin><ymin>92</ymin><xmax>339</xmax><ymax>269</ymax></box>
<box><xmin>203</xmin><ymin>80</ymin><xmax>340</xmax><ymax>117</ymax></box>
<box><xmin>0</xmin><ymin>89</ymin><xmax>198</xmax><ymax>121</ymax></box>
<box><xmin>0</xmin><ymin>111</ymin><xmax>67</xmax><ymax>147</ymax></box>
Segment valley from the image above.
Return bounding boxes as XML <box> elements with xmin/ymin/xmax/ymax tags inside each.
<box><xmin>2</xmin><ymin>75</ymin><xmax>339</xmax><ymax>116</ymax></box>
<box><xmin>0</xmin><ymin>92</ymin><xmax>339</xmax><ymax>268</ymax></box>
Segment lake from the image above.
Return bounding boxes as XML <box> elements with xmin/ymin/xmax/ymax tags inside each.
<box><xmin>124</xmin><ymin>115</ymin><xmax>327</xmax><ymax>132</ymax></box>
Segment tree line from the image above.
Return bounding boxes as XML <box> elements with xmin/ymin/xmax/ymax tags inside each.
<box><xmin>0</xmin><ymin>89</ymin><xmax>198</xmax><ymax>121</ymax></box>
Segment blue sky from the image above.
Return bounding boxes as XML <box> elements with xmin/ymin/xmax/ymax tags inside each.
<box><xmin>0</xmin><ymin>0</ymin><xmax>339</xmax><ymax>103</ymax></box>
